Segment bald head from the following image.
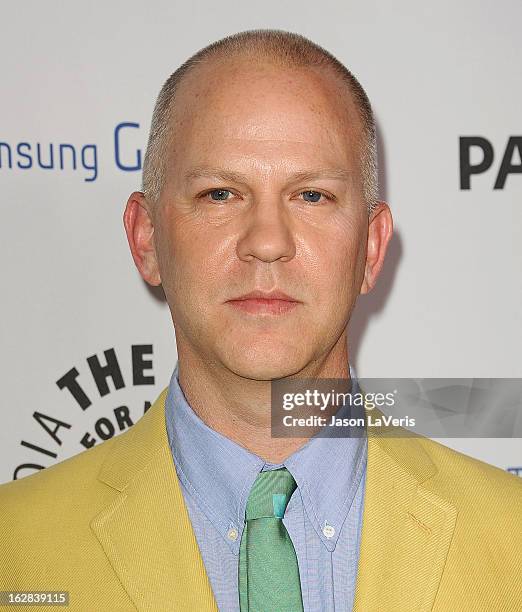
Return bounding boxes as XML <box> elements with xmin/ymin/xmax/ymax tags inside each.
<box><xmin>142</xmin><ymin>29</ymin><xmax>378</xmax><ymax>214</ymax></box>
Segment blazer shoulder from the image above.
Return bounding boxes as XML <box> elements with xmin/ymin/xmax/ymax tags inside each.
<box><xmin>416</xmin><ymin>435</ymin><xmax>522</xmax><ymax>511</ymax></box>
<box><xmin>0</xmin><ymin>432</ymin><xmax>120</xmax><ymax>523</ymax></box>
<box><xmin>0</xmin><ymin>390</ymin><xmax>168</xmax><ymax>526</ymax></box>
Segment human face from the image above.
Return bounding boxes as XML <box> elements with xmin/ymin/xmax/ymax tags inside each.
<box><xmin>150</xmin><ymin>59</ymin><xmax>371</xmax><ymax>380</ymax></box>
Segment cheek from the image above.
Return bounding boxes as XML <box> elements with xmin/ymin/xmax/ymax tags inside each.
<box><xmin>156</xmin><ymin>217</ymin><xmax>226</xmax><ymax>298</ymax></box>
<box><xmin>302</xmin><ymin>218</ymin><xmax>366</xmax><ymax>293</ymax></box>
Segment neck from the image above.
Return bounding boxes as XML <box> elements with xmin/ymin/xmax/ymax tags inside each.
<box><xmin>176</xmin><ymin>333</ymin><xmax>351</xmax><ymax>463</ymax></box>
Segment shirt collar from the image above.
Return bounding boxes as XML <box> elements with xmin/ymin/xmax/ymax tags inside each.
<box><xmin>165</xmin><ymin>362</ymin><xmax>367</xmax><ymax>554</ymax></box>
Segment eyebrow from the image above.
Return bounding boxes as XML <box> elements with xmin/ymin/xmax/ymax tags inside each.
<box><xmin>183</xmin><ymin>166</ymin><xmax>352</xmax><ymax>185</ymax></box>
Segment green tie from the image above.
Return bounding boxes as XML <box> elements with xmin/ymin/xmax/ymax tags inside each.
<box><xmin>238</xmin><ymin>468</ymin><xmax>304</xmax><ymax>612</ymax></box>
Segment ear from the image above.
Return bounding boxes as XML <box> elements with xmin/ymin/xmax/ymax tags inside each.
<box><xmin>123</xmin><ymin>191</ymin><xmax>162</xmax><ymax>286</ymax></box>
<box><xmin>360</xmin><ymin>201</ymin><xmax>393</xmax><ymax>295</ymax></box>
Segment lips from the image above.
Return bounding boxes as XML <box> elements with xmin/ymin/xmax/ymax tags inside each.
<box><xmin>230</xmin><ymin>289</ymin><xmax>298</xmax><ymax>302</ymax></box>
<box><xmin>225</xmin><ymin>290</ymin><xmax>301</xmax><ymax>315</ymax></box>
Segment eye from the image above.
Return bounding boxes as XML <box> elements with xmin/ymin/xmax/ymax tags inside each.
<box><xmin>202</xmin><ymin>189</ymin><xmax>234</xmax><ymax>202</ymax></box>
<box><xmin>299</xmin><ymin>190</ymin><xmax>331</xmax><ymax>204</ymax></box>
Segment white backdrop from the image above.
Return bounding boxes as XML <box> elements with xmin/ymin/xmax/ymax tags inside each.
<box><xmin>1</xmin><ymin>0</ymin><xmax>521</xmax><ymax>483</ymax></box>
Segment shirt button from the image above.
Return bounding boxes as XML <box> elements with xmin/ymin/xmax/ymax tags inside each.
<box><xmin>323</xmin><ymin>524</ymin><xmax>335</xmax><ymax>538</ymax></box>
<box><xmin>227</xmin><ymin>527</ymin><xmax>238</xmax><ymax>541</ymax></box>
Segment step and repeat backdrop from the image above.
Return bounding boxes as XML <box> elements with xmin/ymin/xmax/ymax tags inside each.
<box><xmin>1</xmin><ymin>0</ymin><xmax>521</xmax><ymax>483</ymax></box>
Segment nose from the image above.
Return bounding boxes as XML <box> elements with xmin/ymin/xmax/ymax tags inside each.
<box><xmin>236</xmin><ymin>196</ymin><xmax>296</xmax><ymax>263</ymax></box>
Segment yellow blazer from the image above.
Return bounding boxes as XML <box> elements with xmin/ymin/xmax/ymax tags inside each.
<box><xmin>1</xmin><ymin>388</ymin><xmax>521</xmax><ymax>611</ymax></box>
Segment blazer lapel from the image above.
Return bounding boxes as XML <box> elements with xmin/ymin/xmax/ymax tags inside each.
<box><xmin>90</xmin><ymin>389</ymin><xmax>219</xmax><ymax>612</ymax></box>
<box><xmin>353</xmin><ymin>427</ymin><xmax>458</xmax><ymax>612</ymax></box>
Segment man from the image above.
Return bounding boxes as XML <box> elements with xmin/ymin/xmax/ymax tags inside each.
<box><xmin>0</xmin><ymin>29</ymin><xmax>521</xmax><ymax>612</ymax></box>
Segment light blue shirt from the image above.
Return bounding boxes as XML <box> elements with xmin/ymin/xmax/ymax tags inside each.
<box><xmin>165</xmin><ymin>363</ymin><xmax>367</xmax><ymax>612</ymax></box>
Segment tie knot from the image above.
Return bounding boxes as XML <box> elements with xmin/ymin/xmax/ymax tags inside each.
<box><xmin>245</xmin><ymin>467</ymin><xmax>297</xmax><ymax>521</ymax></box>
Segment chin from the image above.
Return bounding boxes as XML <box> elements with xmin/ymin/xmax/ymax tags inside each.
<box><xmin>228</xmin><ymin>362</ymin><xmax>301</xmax><ymax>381</ymax></box>
<box><xmin>222</xmin><ymin>345</ymin><xmax>308</xmax><ymax>381</ymax></box>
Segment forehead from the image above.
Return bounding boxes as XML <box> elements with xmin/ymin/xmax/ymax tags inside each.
<box><xmin>167</xmin><ymin>57</ymin><xmax>363</xmax><ymax>176</ymax></box>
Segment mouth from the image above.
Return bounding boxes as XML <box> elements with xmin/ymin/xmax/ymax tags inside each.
<box><xmin>225</xmin><ymin>290</ymin><xmax>301</xmax><ymax>316</ymax></box>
